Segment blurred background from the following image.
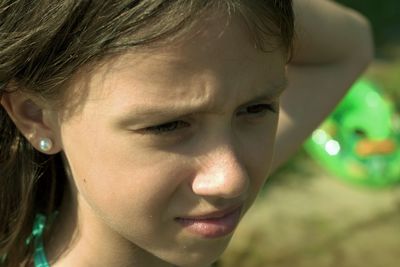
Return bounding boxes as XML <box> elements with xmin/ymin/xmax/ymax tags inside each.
<box><xmin>219</xmin><ymin>1</ymin><xmax>400</xmax><ymax>266</ymax></box>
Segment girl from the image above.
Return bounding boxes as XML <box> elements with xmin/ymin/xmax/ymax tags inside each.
<box><xmin>0</xmin><ymin>0</ymin><xmax>372</xmax><ymax>266</ymax></box>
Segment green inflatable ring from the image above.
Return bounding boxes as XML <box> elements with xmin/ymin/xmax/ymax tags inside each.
<box><xmin>304</xmin><ymin>79</ymin><xmax>400</xmax><ymax>187</ymax></box>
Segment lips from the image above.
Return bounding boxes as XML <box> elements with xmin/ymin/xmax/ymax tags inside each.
<box><xmin>175</xmin><ymin>204</ymin><xmax>243</xmax><ymax>238</ymax></box>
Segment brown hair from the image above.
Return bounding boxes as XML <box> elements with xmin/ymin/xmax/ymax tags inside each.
<box><xmin>0</xmin><ymin>1</ymin><xmax>294</xmax><ymax>265</ymax></box>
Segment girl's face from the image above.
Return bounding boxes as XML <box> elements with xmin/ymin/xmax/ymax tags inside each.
<box><xmin>55</xmin><ymin>15</ymin><xmax>287</xmax><ymax>267</ymax></box>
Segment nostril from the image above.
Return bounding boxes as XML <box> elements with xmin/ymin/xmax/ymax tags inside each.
<box><xmin>191</xmin><ymin>165</ymin><xmax>249</xmax><ymax>199</ymax></box>
<box><xmin>191</xmin><ymin>144</ymin><xmax>250</xmax><ymax>198</ymax></box>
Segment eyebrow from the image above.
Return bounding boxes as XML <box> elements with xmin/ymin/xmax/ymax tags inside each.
<box><xmin>115</xmin><ymin>79</ymin><xmax>287</xmax><ymax>127</ymax></box>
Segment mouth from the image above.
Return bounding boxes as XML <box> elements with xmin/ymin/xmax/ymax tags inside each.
<box><xmin>175</xmin><ymin>204</ymin><xmax>243</xmax><ymax>238</ymax></box>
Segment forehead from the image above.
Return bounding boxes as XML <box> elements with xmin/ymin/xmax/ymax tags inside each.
<box><xmin>65</xmin><ymin>14</ymin><xmax>287</xmax><ymax>118</ymax></box>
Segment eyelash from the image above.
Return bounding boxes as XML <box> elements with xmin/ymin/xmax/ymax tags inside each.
<box><xmin>142</xmin><ymin>121</ymin><xmax>190</xmax><ymax>135</ymax></box>
<box><xmin>237</xmin><ymin>103</ymin><xmax>278</xmax><ymax>116</ymax></box>
<box><xmin>141</xmin><ymin>103</ymin><xmax>278</xmax><ymax>135</ymax></box>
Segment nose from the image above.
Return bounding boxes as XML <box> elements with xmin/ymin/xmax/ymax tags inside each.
<box><xmin>191</xmin><ymin>145</ymin><xmax>250</xmax><ymax>199</ymax></box>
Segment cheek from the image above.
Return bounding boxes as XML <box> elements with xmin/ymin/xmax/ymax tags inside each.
<box><xmin>240</xmin><ymin>119</ymin><xmax>278</xmax><ymax>193</ymax></box>
<box><xmin>60</xmin><ymin>118</ymin><xmax>192</xmax><ymax>223</ymax></box>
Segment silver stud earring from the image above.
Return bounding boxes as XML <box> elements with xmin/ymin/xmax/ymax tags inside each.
<box><xmin>39</xmin><ymin>138</ymin><xmax>53</xmax><ymax>152</ymax></box>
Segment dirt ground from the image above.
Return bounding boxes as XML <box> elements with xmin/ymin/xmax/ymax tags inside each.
<box><xmin>219</xmin><ymin>157</ymin><xmax>400</xmax><ymax>267</ymax></box>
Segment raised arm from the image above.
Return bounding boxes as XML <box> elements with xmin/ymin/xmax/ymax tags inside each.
<box><xmin>272</xmin><ymin>0</ymin><xmax>374</xmax><ymax>171</ymax></box>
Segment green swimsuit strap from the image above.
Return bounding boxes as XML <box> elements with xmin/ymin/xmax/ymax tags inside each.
<box><xmin>26</xmin><ymin>214</ymin><xmax>51</xmax><ymax>267</ymax></box>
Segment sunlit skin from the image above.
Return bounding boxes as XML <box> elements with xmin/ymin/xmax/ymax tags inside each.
<box><xmin>42</xmin><ymin>13</ymin><xmax>287</xmax><ymax>267</ymax></box>
<box><xmin>0</xmin><ymin>1</ymin><xmax>374</xmax><ymax>266</ymax></box>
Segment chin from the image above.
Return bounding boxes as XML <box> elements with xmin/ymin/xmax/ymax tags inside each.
<box><xmin>165</xmin><ymin>238</ymin><xmax>231</xmax><ymax>267</ymax></box>
<box><xmin>174</xmin><ymin>257</ymin><xmax>219</xmax><ymax>267</ymax></box>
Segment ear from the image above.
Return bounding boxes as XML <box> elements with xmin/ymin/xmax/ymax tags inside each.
<box><xmin>0</xmin><ymin>90</ymin><xmax>62</xmax><ymax>154</ymax></box>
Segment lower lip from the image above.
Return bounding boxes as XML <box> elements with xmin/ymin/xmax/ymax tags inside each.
<box><xmin>175</xmin><ymin>207</ymin><xmax>242</xmax><ymax>238</ymax></box>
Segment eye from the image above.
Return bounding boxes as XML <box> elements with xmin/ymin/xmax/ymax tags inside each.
<box><xmin>140</xmin><ymin>120</ymin><xmax>190</xmax><ymax>135</ymax></box>
<box><xmin>237</xmin><ymin>103</ymin><xmax>278</xmax><ymax>117</ymax></box>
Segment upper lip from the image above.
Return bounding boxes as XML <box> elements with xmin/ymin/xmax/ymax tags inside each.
<box><xmin>176</xmin><ymin>203</ymin><xmax>243</xmax><ymax>220</ymax></box>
